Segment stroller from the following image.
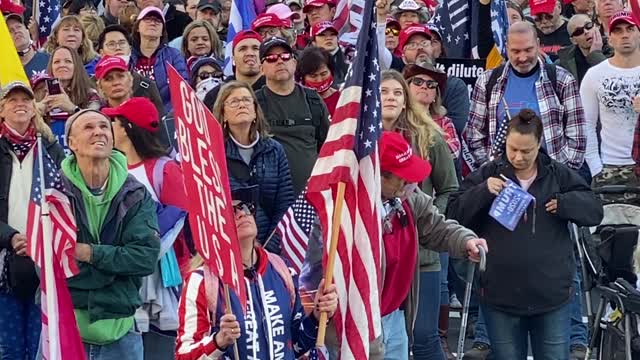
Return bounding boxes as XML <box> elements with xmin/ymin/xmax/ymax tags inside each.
<box><xmin>583</xmin><ymin>185</ymin><xmax>640</xmax><ymax>360</ymax></box>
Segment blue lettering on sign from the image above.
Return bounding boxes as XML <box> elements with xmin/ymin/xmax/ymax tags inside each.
<box><xmin>489</xmin><ymin>179</ymin><xmax>535</xmax><ymax>231</ymax></box>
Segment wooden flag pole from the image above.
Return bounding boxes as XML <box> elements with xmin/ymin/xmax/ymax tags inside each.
<box><xmin>224</xmin><ymin>284</ymin><xmax>241</xmax><ymax>360</ymax></box>
<box><xmin>316</xmin><ymin>181</ymin><xmax>347</xmax><ymax>347</ymax></box>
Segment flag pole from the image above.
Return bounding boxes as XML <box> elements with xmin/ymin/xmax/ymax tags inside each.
<box><xmin>37</xmin><ymin>134</ymin><xmax>61</xmax><ymax>360</ymax></box>
<box><xmin>223</xmin><ymin>284</ymin><xmax>240</xmax><ymax>360</ymax></box>
<box><xmin>316</xmin><ymin>181</ymin><xmax>346</xmax><ymax>347</ymax></box>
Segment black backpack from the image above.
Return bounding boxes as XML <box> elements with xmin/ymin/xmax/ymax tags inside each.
<box><xmin>485</xmin><ymin>63</ymin><xmax>559</xmax><ymax>104</ymax></box>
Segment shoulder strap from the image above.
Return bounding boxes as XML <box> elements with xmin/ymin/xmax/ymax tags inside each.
<box><xmin>266</xmin><ymin>252</ymin><xmax>296</xmax><ymax>309</ymax></box>
<box><xmin>485</xmin><ymin>64</ymin><xmax>505</xmax><ymax>105</ymax></box>
<box><xmin>203</xmin><ymin>266</ymin><xmax>221</xmax><ymax>325</ymax></box>
<box><xmin>302</xmin><ymin>87</ymin><xmax>325</xmax><ymax>127</ymax></box>
<box><xmin>151</xmin><ymin>156</ymin><xmax>172</xmax><ymax>198</ymax></box>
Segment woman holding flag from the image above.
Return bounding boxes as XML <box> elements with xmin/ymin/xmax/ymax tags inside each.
<box><xmin>175</xmin><ymin>185</ymin><xmax>338</xmax><ymax>360</ymax></box>
<box><xmin>0</xmin><ymin>81</ymin><xmax>64</xmax><ymax>360</ymax></box>
<box><xmin>447</xmin><ymin>109</ymin><xmax>603</xmax><ymax>359</ymax></box>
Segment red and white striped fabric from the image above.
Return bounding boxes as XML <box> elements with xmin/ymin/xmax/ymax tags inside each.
<box><xmin>305</xmin><ymin>1</ymin><xmax>382</xmax><ymax>357</ymax></box>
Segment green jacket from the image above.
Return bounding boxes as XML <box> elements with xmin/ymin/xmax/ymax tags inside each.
<box><xmin>62</xmin><ymin>156</ymin><xmax>160</xmax><ymax>322</ymax></box>
<box><xmin>419</xmin><ymin>131</ymin><xmax>459</xmax><ymax>272</ymax></box>
<box><xmin>555</xmin><ymin>45</ymin><xmax>607</xmax><ymax>84</ymax></box>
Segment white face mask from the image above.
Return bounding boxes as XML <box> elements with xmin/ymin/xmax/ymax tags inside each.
<box><xmin>117</xmin><ymin>55</ymin><xmax>131</xmax><ymax>65</ymax></box>
<box><xmin>196</xmin><ymin>77</ymin><xmax>222</xmax><ymax>100</ymax></box>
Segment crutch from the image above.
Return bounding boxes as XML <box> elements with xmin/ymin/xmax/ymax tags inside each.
<box><xmin>456</xmin><ymin>246</ymin><xmax>487</xmax><ymax>360</ymax></box>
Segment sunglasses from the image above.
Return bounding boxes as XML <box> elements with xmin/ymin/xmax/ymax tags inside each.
<box><xmin>233</xmin><ymin>201</ymin><xmax>256</xmax><ymax>216</ymax></box>
<box><xmin>533</xmin><ymin>13</ymin><xmax>554</xmax><ymax>22</ymax></box>
<box><xmin>571</xmin><ymin>22</ymin><xmax>594</xmax><ymax>37</ymax></box>
<box><xmin>198</xmin><ymin>71</ymin><xmax>223</xmax><ymax>80</ymax></box>
<box><xmin>385</xmin><ymin>27</ymin><xmax>400</xmax><ymax>36</ymax></box>
<box><xmin>410</xmin><ymin>77</ymin><xmax>439</xmax><ymax>89</ymax></box>
<box><xmin>261</xmin><ymin>52</ymin><xmax>293</xmax><ymax>63</ymax></box>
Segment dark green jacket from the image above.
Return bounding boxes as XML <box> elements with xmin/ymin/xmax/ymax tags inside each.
<box><xmin>555</xmin><ymin>45</ymin><xmax>607</xmax><ymax>85</ymax></box>
<box><xmin>63</xmin><ymin>174</ymin><xmax>160</xmax><ymax>322</ymax></box>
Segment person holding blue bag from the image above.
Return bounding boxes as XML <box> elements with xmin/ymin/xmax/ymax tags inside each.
<box><xmin>446</xmin><ymin>109</ymin><xmax>603</xmax><ymax>360</ymax></box>
<box><xmin>104</xmin><ymin>96</ymin><xmax>192</xmax><ymax>360</ymax></box>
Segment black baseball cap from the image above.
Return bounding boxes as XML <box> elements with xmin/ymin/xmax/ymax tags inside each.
<box><xmin>259</xmin><ymin>36</ymin><xmax>293</xmax><ymax>60</ymax></box>
<box><xmin>197</xmin><ymin>0</ymin><xmax>222</xmax><ymax>12</ymax></box>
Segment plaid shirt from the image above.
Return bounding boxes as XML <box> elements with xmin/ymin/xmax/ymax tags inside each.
<box><xmin>434</xmin><ymin>116</ymin><xmax>461</xmax><ymax>159</ymax></box>
<box><xmin>463</xmin><ymin>60</ymin><xmax>586</xmax><ymax>169</ymax></box>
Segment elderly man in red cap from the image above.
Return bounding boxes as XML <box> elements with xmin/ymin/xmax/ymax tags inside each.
<box><xmin>531</xmin><ymin>0</ymin><xmax>571</xmax><ymax>60</ymax></box>
<box><xmin>251</xmin><ymin>12</ymin><xmax>291</xmax><ymax>40</ymax></box>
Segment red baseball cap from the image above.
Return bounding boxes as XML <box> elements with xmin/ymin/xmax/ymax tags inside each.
<box><xmin>310</xmin><ymin>21</ymin><xmax>338</xmax><ymax>37</ymax></box>
<box><xmin>232</xmin><ymin>30</ymin><xmax>263</xmax><ymax>52</ymax></box>
<box><xmin>609</xmin><ymin>10</ymin><xmax>639</xmax><ymax>30</ymax></box>
<box><xmin>303</xmin><ymin>0</ymin><xmax>336</xmax><ymax>13</ymax></box>
<box><xmin>396</xmin><ymin>23</ymin><xmax>432</xmax><ymax>54</ymax></box>
<box><xmin>380</xmin><ymin>131</ymin><xmax>432</xmax><ymax>183</ymax></box>
<box><xmin>529</xmin><ymin>0</ymin><xmax>556</xmax><ymax>16</ymax></box>
<box><xmin>95</xmin><ymin>56</ymin><xmax>129</xmax><ymax>80</ymax></box>
<box><xmin>102</xmin><ymin>97</ymin><xmax>160</xmax><ymax>132</ymax></box>
<box><xmin>386</xmin><ymin>16</ymin><xmax>400</xmax><ymax>30</ymax></box>
<box><xmin>251</xmin><ymin>13</ymin><xmax>288</xmax><ymax>31</ymax></box>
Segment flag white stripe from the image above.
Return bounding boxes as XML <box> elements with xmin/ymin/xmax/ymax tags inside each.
<box><xmin>311</xmin><ymin>150</ymin><xmax>358</xmax><ymax>177</ymax></box>
<box><xmin>325</xmin><ymin>117</ymin><xmax>358</xmax><ymax>143</ymax></box>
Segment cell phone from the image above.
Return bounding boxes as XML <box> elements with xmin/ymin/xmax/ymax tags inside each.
<box><xmin>46</xmin><ymin>78</ymin><xmax>62</xmax><ymax>95</ymax></box>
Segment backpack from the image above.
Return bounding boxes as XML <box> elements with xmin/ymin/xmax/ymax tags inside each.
<box><xmin>202</xmin><ymin>252</ymin><xmax>296</xmax><ymax>323</ymax></box>
<box><xmin>485</xmin><ymin>63</ymin><xmax>559</xmax><ymax>104</ymax></box>
<box><xmin>150</xmin><ymin>156</ymin><xmax>174</xmax><ymax>198</ymax></box>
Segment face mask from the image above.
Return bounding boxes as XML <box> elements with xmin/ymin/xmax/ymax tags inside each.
<box><xmin>305</xmin><ymin>73</ymin><xmax>334</xmax><ymax>94</ymax></box>
<box><xmin>117</xmin><ymin>55</ymin><xmax>131</xmax><ymax>65</ymax></box>
<box><xmin>196</xmin><ymin>77</ymin><xmax>222</xmax><ymax>100</ymax></box>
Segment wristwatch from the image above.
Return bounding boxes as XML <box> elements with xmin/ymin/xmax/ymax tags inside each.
<box><xmin>72</xmin><ymin>106</ymin><xmax>81</xmax><ymax>114</ymax></box>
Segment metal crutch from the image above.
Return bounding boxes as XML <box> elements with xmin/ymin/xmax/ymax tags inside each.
<box><xmin>456</xmin><ymin>246</ymin><xmax>487</xmax><ymax>360</ymax></box>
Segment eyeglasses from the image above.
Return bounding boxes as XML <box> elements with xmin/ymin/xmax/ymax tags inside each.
<box><xmin>104</xmin><ymin>40</ymin><xmax>130</xmax><ymax>50</ymax></box>
<box><xmin>403</xmin><ymin>40</ymin><xmax>431</xmax><ymax>50</ymax></box>
<box><xmin>385</xmin><ymin>27</ymin><xmax>400</xmax><ymax>36</ymax></box>
<box><xmin>533</xmin><ymin>13</ymin><xmax>554</xmax><ymax>23</ymax></box>
<box><xmin>224</xmin><ymin>96</ymin><xmax>253</xmax><ymax>108</ymax></box>
<box><xmin>258</xmin><ymin>27</ymin><xmax>280</xmax><ymax>38</ymax></box>
<box><xmin>261</xmin><ymin>52</ymin><xmax>293</xmax><ymax>63</ymax></box>
<box><xmin>141</xmin><ymin>16</ymin><xmax>163</xmax><ymax>24</ymax></box>
<box><xmin>410</xmin><ymin>77</ymin><xmax>439</xmax><ymax>89</ymax></box>
<box><xmin>571</xmin><ymin>22</ymin><xmax>594</xmax><ymax>37</ymax></box>
<box><xmin>233</xmin><ymin>201</ymin><xmax>256</xmax><ymax>216</ymax></box>
<box><xmin>198</xmin><ymin>71</ymin><xmax>223</xmax><ymax>80</ymax></box>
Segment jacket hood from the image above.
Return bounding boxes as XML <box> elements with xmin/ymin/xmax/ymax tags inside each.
<box><xmin>61</xmin><ymin>150</ymin><xmax>129</xmax><ymax>205</ymax></box>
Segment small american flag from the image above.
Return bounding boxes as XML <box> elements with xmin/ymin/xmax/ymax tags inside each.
<box><xmin>432</xmin><ymin>0</ymin><xmax>474</xmax><ymax>58</ymax></box>
<box><xmin>35</xmin><ymin>0</ymin><xmax>61</xmax><ymax>45</ymax></box>
<box><xmin>308</xmin><ymin>345</ymin><xmax>329</xmax><ymax>360</ymax></box>
<box><xmin>26</xmin><ymin>139</ymin><xmax>85</xmax><ymax>360</ymax></box>
<box><xmin>276</xmin><ymin>190</ymin><xmax>316</xmax><ymax>274</ymax></box>
<box><xmin>305</xmin><ymin>0</ymin><xmax>382</xmax><ymax>357</ymax></box>
<box><xmin>491</xmin><ymin>0</ymin><xmax>510</xmax><ymax>56</ymax></box>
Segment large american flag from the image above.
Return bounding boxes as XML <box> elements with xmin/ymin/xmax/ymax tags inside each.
<box><xmin>491</xmin><ymin>0</ymin><xmax>510</xmax><ymax>57</ymax></box>
<box><xmin>223</xmin><ymin>0</ymin><xmax>256</xmax><ymax>75</ymax></box>
<box><xmin>305</xmin><ymin>0</ymin><xmax>382</xmax><ymax>357</ymax></box>
<box><xmin>276</xmin><ymin>190</ymin><xmax>316</xmax><ymax>274</ymax></box>
<box><xmin>432</xmin><ymin>0</ymin><xmax>476</xmax><ymax>58</ymax></box>
<box><xmin>34</xmin><ymin>0</ymin><xmax>60</xmax><ymax>45</ymax></box>
<box><xmin>26</xmin><ymin>140</ymin><xmax>85</xmax><ymax>360</ymax></box>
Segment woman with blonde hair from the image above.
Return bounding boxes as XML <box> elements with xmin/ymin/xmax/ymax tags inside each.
<box><xmin>212</xmin><ymin>81</ymin><xmax>294</xmax><ymax>253</ymax></box>
<box><xmin>380</xmin><ymin>69</ymin><xmax>459</xmax><ymax>360</ymax></box>
<box><xmin>0</xmin><ymin>81</ymin><xmax>64</xmax><ymax>360</ymax></box>
<box><xmin>44</xmin><ymin>15</ymin><xmax>100</xmax><ymax>76</ymax></box>
<box><xmin>79</xmin><ymin>13</ymin><xmax>106</xmax><ymax>50</ymax></box>
<box><xmin>180</xmin><ymin>20</ymin><xmax>223</xmax><ymax>60</ymax></box>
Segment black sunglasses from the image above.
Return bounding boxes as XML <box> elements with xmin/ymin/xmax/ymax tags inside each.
<box><xmin>533</xmin><ymin>13</ymin><xmax>554</xmax><ymax>22</ymax></box>
<box><xmin>198</xmin><ymin>71</ymin><xmax>223</xmax><ymax>80</ymax></box>
<box><xmin>261</xmin><ymin>52</ymin><xmax>293</xmax><ymax>63</ymax></box>
<box><xmin>233</xmin><ymin>201</ymin><xmax>256</xmax><ymax>215</ymax></box>
<box><xmin>571</xmin><ymin>22</ymin><xmax>594</xmax><ymax>37</ymax></box>
<box><xmin>410</xmin><ymin>77</ymin><xmax>439</xmax><ymax>89</ymax></box>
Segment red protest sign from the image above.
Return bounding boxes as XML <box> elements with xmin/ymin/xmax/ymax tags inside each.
<box><xmin>167</xmin><ymin>65</ymin><xmax>246</xmax><ymax>309</ymax></box>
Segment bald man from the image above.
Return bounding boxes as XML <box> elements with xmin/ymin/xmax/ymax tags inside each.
<box><xmin>556</xmin><ymin>14</ymin><xmax>606</xmax><ymax>85</ymax></box>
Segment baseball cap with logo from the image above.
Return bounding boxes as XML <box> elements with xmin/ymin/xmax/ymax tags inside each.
<box><xmin>397</xmin><ymin>23</ymin><xmax>432</xmax><ymax>53</ymax></box>
<box><xmin>310</xmin><ymin>21</ymin><xmax>338</xmax><ymax>37</ymax></box>
<box><xmin>529</xmin><ymin>0</ymin><xmax>556</xmax><ymax>16</ymax></box>
<box><xmin>0</xmin><ymin>81</ymin><xmax>33</xmax><ymax>100</ymax></box>
<box><xmin>251</xmin><ymin>13</ymin><xmax>288</xmax><ymax>31</ymax></box>
<box><xmin>197</xmin><ymin>0</ymin><xmax>222</xmax><ymax>13</ymax></box>
<box><xmin>259</xmin><ymin>36</ymin><xmax>293</xmax><ymax>60</ymax></box>
<box><xmin>380</xmin><ymin>131</ymin><xmax>432</xmax><ymax>183</ymax></box>
<box><xmin>392</xmin><ymin>0</ymin><xmax>421</xmax><ymax>15</ymax></box>
<box><xmin>303</xmin><ymin>0</ymin><xmax>336</xmax><ymax>13</ymax></box>
<box><xmin>95</xmin><ymin>56</ymin><xmax>129</xmax><ymax>80</ymax></box>
<box><xmin>102</xmin><ymin>97</ymin><xmax>160</xmax><ymax>132</ymax></box>
<box><xmin>609</xmin><ymin>10</ymin><xmax>639</xmax><ymax>30</ymax></box>
<box><xmin>232</xmin><ymin>30</ymin><xmax>263</xmax><ymax>52</ymax></box>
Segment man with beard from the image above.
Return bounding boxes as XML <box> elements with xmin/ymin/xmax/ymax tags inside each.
<box><xmin>255</xmin><ymin>36</ymin><xmax>330</xmax><ymax>195</ymax></box>
<box><xmin>203</xmin><ymin>30</ymin><xmax>266</xmax><ymax>109</ymax></box>
<box><xmin>531</xmin><ymin>0</ymin><xmax>571</xmax><ymax>60</ymax></box>
<box><xmin>6</xmin><ymin>13</ymin><xmax>49</xmax><ymax>79</ymax></box>
<box><xmin>556</xmin><ymin>14</ymin><xmax>606</xmax><ymax>85</ymax></box>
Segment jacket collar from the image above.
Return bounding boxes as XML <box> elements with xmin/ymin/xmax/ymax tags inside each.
<box><xmin>224</xmin><ymin>135</ymin><xmax>270</xmax><ymax>162</ymax></box>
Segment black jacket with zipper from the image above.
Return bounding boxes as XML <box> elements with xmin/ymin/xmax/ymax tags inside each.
<box><xmin>446</xmin><ymin>152</ymin><xmax>603</xmax><ymax>315</ymax></box>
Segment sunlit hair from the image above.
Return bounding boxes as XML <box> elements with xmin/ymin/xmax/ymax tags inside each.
<box><xmin>0</xmin><ymin>95</ymin><xmax>55</xmax><ymax>143</ymax></box>
<box><xmin>181</xmin><ymin>20</ymin><xmax>222</xmax><ymax>59</ymax></box>
<box><xmin>212</xmin><ymin>81</ymin><xmax>270</xmax><ymax>142</ymax></box>
<box><xmin>47</xmin><ymin>46</ymin><xmax>97</xmax><ymax>108</ymax></box>
<box><xmin>79</xmin><ymin>14</ymin><xmax>106</xmax><ymax>49</ymax></box>
<box><xmin>381</xmin><ymin>70</ymin><xmax>442</xmax><ymax>159</ymax></box>
<box><xmin>44</xmin><ymin>15</ymin><xmax>98</xmax><ymax>65</ymax></box>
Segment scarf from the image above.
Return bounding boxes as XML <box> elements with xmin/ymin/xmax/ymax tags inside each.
<box><xmin>0</xmin><ymin>122</ymin><xmax>37</xmax><ymax>161</ymax></box>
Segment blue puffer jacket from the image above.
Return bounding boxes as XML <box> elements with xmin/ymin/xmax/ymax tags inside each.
<box><xmin>130</xmin><ymin>45</ymin><xmax>188</xmax><ymax>113</ymax></box>
<box><xmin>225</xmin><ymin>136</ymin><xmax>294</xmax><ymax>254</ymax></box>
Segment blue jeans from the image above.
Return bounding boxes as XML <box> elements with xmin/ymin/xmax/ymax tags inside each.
<box><xmin>382</xmin><ymin>309</ymin><xmax>408</xmax><ymax>360</ymax></box>
<box><xmin>474</xmin><ymin>306</ymin><xmax>491</xmax><ymax>345</ymax></box>
<box><xmin>439</xmin><ymin>253</ymin><xmax>449</xmax><ymax>305</ymax></box>
<box><xmin>83</xmin><ymin>330</ymin><xmax>143</xmax><ymax>360</ymax></box>
<box><xmin>412</xmin><ymin>271</ymin><xmax>445</xmax><ymax>360</ymax></box>
<box><xmin>0</xmin><ymin>292</ymin><xmax>41</xmax><ymax>360</ymax></box>
<box><xmin>143</xmin><ymin>330</ymin><xmax>176</xmax><ymax>360</ymax></box>
<box><xmin>570</xmin><ymin>264</ymin><xmax>587</xmax><ymax>347</ymax></box>
<box><xmin>482</xmin><ymin>303</ymin><xmax>571</xmax><ymax>360</ymax></box>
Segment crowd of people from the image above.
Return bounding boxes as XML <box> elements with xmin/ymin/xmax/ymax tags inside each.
<box><xmin>1</xmin><ymin>0</ymin><xmax>638</xmax><ymax>357</ymax></box>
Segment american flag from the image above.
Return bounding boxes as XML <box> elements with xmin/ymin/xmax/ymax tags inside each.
<box><xmin>276</xmin><ymin>190</ymin><xmax>316</xmax><ymax>274</ymax></box>
<box><xmin>305</xmin><ymin>0</ymin><xmax>382</xmax><ymax>357</ymax></box>
<box><xmin>34</xmin><ymin>0</ymin><xmax>60</xmax><ymax>45</ymax></box>
<box><xmin>432</xmin><ymin>0</ymin><xmax>476</xmax><ymax>58</ymax></box>
<box><xmin>26</xmin><ymin>139</ymin><xmax>85</xmax><ymax>360</ymax></box>
<box><xmin>491</xmin><ymin>0</ymin><xmax>510</xmax><ymax>56</ymax></box>
<box><xmin>490</xmin><ymin>115</ymin><xmax>509</xmax><ymax>160</ymax></box>
<box><xmin>223</xmin><ymin>0</ymin><xmax>256</xmax><ymax>75</ymax></box>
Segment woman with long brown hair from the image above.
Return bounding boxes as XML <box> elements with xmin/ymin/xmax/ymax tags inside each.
<box><xmin>44</xmin><ymin>15</ymin><xmax>100</xmax><ymax>76</ymax></box>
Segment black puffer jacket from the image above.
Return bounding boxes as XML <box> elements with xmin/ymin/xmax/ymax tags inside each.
<box><xmin>0</xmin><ymin>136</ymin><xmax>65</xmax><ymax>297</ymax></box>
<box><xmin>447</xmin><ymin>152</ymin><xmax>603</xmax><ymax>315</ymax></box>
